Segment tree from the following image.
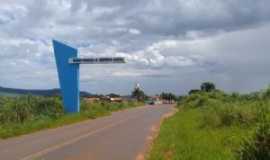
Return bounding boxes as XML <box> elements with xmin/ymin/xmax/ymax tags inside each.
<box><xmin>132</xmin><ymin>87</ymin><xmax>146</xmax><ymax>101</ymax></box>
<box><xmin>201</xmin><ymin>82</ymin><xmax>216</xmax><ymax>92</ymax></box>
<box><xmin>160</xmin><ymin>92</ymin><xmax>177</xmax><ymax>101</ymax></box>
<box><xmin>188</xmin><ymin>89</ymin><xmax>200</xmax><ymax>95</ymax></box>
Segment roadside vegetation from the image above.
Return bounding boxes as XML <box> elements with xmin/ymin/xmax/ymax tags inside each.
<box><xmin>148</xmin><ymin>82</ymin><xmax>270</xmax><ymax>160</ymax></box>
<box><xmin>0</xmin><ymin>95</ymin><xmax>142</xmax><ymax>139</ymax></box>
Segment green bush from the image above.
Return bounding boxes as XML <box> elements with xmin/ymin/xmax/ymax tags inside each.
<box><xmin>180</xmin><ymin>91</ymin><xmax>268</xmax><ymax>128</ymax></box>
<box><xmin>0</xmin><ymin>96</ymin><xmax>33</xmax><ymax>123</ymax></box>
<box><xmin>238</xmin><ymin>123</ymin><xmax>270</xmax><ymax>160</ymax></box>
<box><xmin>149</xmin><ymin>85</ymin><xmax>270</xmax><ymax>160</ymax></box>
<box><xmin>238</xmin><ymin>105</ymin><xmax>270</xmax><ymax>160</ymax></box>
<box><xmin>0</xmin><ymin>96</ymin><xmax>64</xmax><ymax>124</ymax></box>
<box><xmin>33</xmin><ymin>97</ymin><xmax>64</xmax><ymax>118</ymax></box>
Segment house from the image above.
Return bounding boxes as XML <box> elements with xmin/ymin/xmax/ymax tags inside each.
<box><xmin>109</xmin><ymin>97</ymin><xmax>123</xmax><ymax>102</ymax></box>
<box><xmin>100</xmin><ymin>96</ymin><xmax>123</xmax><ymax>103</ymax></box>
<box><xmin>85</xmin><ymin>97</ymin><xmax>100</xmax><ymax>103</ymax></box>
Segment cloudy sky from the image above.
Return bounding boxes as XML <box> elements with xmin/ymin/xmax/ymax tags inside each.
<box><xmin>1</xmin><ymin>0</ymin><xmax>270</xmax><ymax>95</ymax></box>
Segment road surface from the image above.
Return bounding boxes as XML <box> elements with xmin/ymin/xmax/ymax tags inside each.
<box><xmin>0</xmin><ymin>104</ymin><xmax>173</xmax><ymax>160</ymax></box>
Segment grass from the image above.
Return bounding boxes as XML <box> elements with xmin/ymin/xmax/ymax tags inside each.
<box><xmin>148</xmin><ymin>89</ymin><xmax>270</xmax><ymax>160</ymax></box>
<box><xmin>0</xmin><ymin>114</ymin><xmax>86</xmax><ymax>138</ymax></box>
<box><xmin>0</xmin><ymin>98</ymin><xmax>143</xmax><ymax>139</ymax></box>
<box><xmin>148</xmin><ymin>109</ymin><xmax>253</xmax><ymax>160</ymax></box>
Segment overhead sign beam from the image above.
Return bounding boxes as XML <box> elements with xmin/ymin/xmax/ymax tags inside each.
<box><xmin>52</xmin><ymin>40</ymin><xmax>125</xmax><ymax>113</ymax></box>
<box><xmin>69</xmin><ymin>57</ymin><xmax>125</xmax><ymax>64</ymax></box>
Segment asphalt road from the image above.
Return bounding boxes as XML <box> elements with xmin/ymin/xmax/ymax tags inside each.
<box><xmin>0</xmin><ymin>104</ymin><xmax>173</xmax><ymax>160</ymax></box>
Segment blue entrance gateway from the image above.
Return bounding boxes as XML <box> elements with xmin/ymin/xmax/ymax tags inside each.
<box><xmin>52</xmin><ymin>40</ymin><xmax>125</xmax><ymax>113</ymax></box>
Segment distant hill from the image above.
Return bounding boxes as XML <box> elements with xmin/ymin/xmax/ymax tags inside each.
<box><xmin>0</xmin><ymin>86</ymin><xmax>92</xmax><ymax>97</ymax></box>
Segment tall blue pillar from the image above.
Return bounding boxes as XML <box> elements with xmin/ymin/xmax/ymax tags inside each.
<box><xmin>52</xmin><ymin>40</ymin><xmax>80</xmax><ymax>113</ymax></box>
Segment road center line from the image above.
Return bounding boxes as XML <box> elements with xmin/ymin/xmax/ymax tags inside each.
<box><xmin>21</xmin><ymin>113</ymin><xmax>145</xmax><ymax>160</ymax></box>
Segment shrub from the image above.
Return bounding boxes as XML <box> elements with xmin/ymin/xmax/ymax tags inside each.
<box><xmin>0</xmin><ymin>96</ymin><xmax>33</xmax><ymax>123</ymax></box>
<box><xmin>262</xmin><ymin>86</ymin><xmax>270</xmax><ymax>99</ymax></box>
<box><xmin>182</xmin><ymin>91</ymin><xmax>265</xmax><ymax>128</ymax></box>
<box><xmin>188</xmin><ymin>89</ymin><xmax>200</xmax><ymax>95</ymax></box>
<box><xmin>180</xmin><ymin>93</ymin><xmax>209</xmax><ymax>108</ymax></box>
<box><xmin>175</xmin><ymin>86</ymin><xmax>270</xmax><ymax>159</ymax></box>
<box><xmin>33</xmin><ymin>97</ymin><xmax>64</xmax><ymax>118</ymax></box>
<box><xmin>238</xmin><ymin>123</ymin><xmax>270</xmax><ymax>160</ymax></box>
<box><xmin>0</xmin><ymin>96</ymin><xmax>64</xmax><ymax>124</ymax></box>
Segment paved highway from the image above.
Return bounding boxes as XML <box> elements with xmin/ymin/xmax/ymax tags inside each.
<box><xmin>0</xmin><ymin>104</ymin><xmax>173</xmax><ymax>160</ymax></box>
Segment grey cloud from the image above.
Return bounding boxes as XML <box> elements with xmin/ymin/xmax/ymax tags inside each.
<box><xmin>1</xmin><ymin>0</ymin><xmax>270</xmax><ymax>95</ymax></box>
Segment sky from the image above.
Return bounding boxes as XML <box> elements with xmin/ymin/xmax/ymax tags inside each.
<box><xmin>1</xmin><ymin>0</ymin><xmax>270</xmax><ymax>95</ymax></box>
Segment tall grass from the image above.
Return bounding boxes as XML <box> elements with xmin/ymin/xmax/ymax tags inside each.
<box><xmin>148</xmin><ymin>109</ymin><xmax>249</xmax><ymax>160</ymax></box>
<box><xmin>0</xmin><ymin>96</ymin><xmax>63</xmax><ymax>124</ymax></box>
<box><xmin>0</xmin><ymin>95</ymin><xmax>142</xmax><ymax>138</ymax></box>
<box><xmin>148</xmin><ymin>88</ymin><xmax>270</xmax><ymax>160</ymax></box>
